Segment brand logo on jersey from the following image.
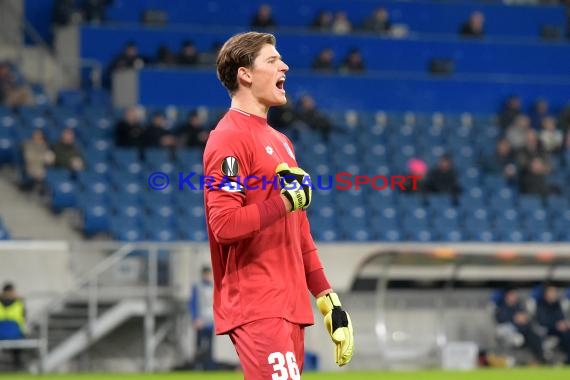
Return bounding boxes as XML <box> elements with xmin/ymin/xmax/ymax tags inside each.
<box><xmin>283</xmin><ymin>142</ymin><xmax>295</xmax><ymax>159</ymax></box>
<box><xmin>221</xmin><ymin>156</ymin><xmax>239</xmax><ymax>177</ymax></box>
<box><xmin>265</xmin><ymin>146</ymin><xmax>274</xmax><ymax>155</ymax></box>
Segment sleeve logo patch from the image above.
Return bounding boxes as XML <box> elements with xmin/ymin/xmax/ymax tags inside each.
<box><xmin>221</xmin><ymin>156</ymin><xmax>239</xmax><ymax>177</ymax></box>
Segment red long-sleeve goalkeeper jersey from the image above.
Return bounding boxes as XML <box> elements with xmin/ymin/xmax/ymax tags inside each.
<box><xmin>203</xmin><ymin>108</ymin><xmax>324</xmax><ymax>335</ymax></box>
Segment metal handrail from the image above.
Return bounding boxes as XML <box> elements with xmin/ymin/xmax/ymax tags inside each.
<box><xmin>32</xmin><ymin>243</ymin><xmax>135</xmax><ymax>322</ymax></box>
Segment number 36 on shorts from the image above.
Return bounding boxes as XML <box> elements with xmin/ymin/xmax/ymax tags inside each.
<box><xmin>268</xmin><ymin>351</ymin><xmax>300</xmax><ymax>380</ymax></box>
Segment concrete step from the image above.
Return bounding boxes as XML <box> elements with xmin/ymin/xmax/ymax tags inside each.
<box><xmin>0</xmin><ymin>170</ymin><xmax>83</xmax><ymax>240</ymax></box>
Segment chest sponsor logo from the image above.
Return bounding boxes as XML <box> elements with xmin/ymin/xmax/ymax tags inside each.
<box><xmin>221</xmin><ymin>156</ymin><xmax>239</xmax><ymax>177</ymax></box>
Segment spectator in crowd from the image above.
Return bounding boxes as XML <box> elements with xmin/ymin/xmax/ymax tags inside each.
<box><xmin>402</xmin><ymin>158</ymin><xmax>428</xmax><ymax>192</ymax></box>
<box><xmin>53</xmin><ymin>0</ymin><xmax>80</xmax><ymax>26</ymax></box>
<box><xmin>519</xmin><ymin>156</ymin><xmax>550</xmax><ymax>196</ymax></box>
<box><xmin>0</xmin><ymin>62</ymin><xmax>34</xmax><ymax>108</ymax></box>
<box><xmin>268</xmin><ymin>94</ymin><xmax>298</xmax><ymax>137</ymax></box>
<box><xmin>250</xmin><ymin>4</ymin><xmax>276</xmax><ymax>29</ymax></box>
<box><xmin>332</xmin><ymin>11</ymin><xmax>352</xmax><ymax>34</ymax></box>
<box><xmin>175</xmin><ymin>110</ymin><xmax>209</xmax><ymax>149</ymax></box>
<box><xmin>156</xmin><ymin>44</ymin><xmax>177</xmax><ymax>66</ymax></box>
<box><xmin>189</xmin><ymin>266</ymin><xmax>215</xmax><ymax>370</ymax></box>
<box><xmin>425</xmin><ymin>154</ymin><xmax>462</xmax><ymax>196</ymax></box>
<box><xmin>52</xmin><ymin>128</ymin><xmax>84</xmax><ymax>172</ymax></box>
<box><xmin>515</xmin><ymin>130</ymin><xmax>546</xmax><ymax>170</ymax></box>
<box><xmin>494</xmin><ymin>288</ymin><xmax>547</xmax><ymax>365</ymax></box>
<box><xmin>339</xmin><ymin>48</ymin><xmax>366</xmax><ymax>74</ymax></box>
<box><xmin>296</xmin><ymin>94</ymin><xmax>334</xmax><ymax>141</ymax></box>
<box><xmin>505</xmin><ymin>115</ymin><xmax>531</xmax><ymax>152</ymax></box>
<box><xmin>0</xmin><ymin>283</ymin><xmax>27</xmax><ymax>370</ymax></box>
<box><xmin>82</xmin><ymin>0</ymin><xmax>110</xmax><ymax>23</ymax></box>
<box><xmin>311</xmin><ymin>48</ymin><xmax>335</xmax><ymax>73</ymax></box>
<box><xmin>311</xmin><ymin>10</ymin><xmax>333</xmax><ymax>32</ymax></box>
<box><xmin>177</xmin><ymin>40</ymin><xmax>199</xmax><ymax>66</ymax></box>
<box><xmin>115</xmin><ymin>105</ymin><xmax>145</xmax><ymax>147</ymax></box>
<box><xmin>459</xmin><ymin>11</ymin><xmax>485</xmax><ymax>38</ymax></box>
<box><xmin>531</xmin><ymin>98</ymin><xmax>551</xmax><ymax>131</ymax></box>
<box><xmin>499</xmin><ymin>95</ymin><xmax>523</xmax><ymax>130</ymax></box>
<box><xmin>559</xmin><ymin>102</ymin><xmax>570</xmax><ymax>141</ymax></box>
<box><xmin>539</xmin><ymin>116</ymin><xmax>563</xmax><ymax>154</ymax></box>
<box><xmin>480</xmin><ymin>138</ymin><xmax>517</xmax><ymax>183</ymax></box>
<box><xmin>109</xmin><ymin>41</ymin><xmax>145</xmax><ymax>73</ymax></box>
<box><xmin>198</xmin><ymin>41</ymin><xmax>223</xmax><ymax>67</ymax></box>
<box><xmin>21</xmin><ymin>129</ymin><xmax>55</xmax><ymax>191</ymax></box>
<box><xmin>142</xmin><ymin>111</ymin><xmax>176</xmax><ymax>149</ymax></box>
<box><xmin>361</xmin><ymin>7</ymin><xmax>391</xmax><ymax>35</ymax></box>
<box><xmin>536</xmin><ymin>285</ymin><xmax>570</xmax><ymax>364</ymax></box>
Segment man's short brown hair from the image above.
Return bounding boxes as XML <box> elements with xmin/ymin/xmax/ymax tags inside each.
<box><xmin>216</xmin><ymin>32</ymin><xmax>276</xmax><ymax>95</ymax></box>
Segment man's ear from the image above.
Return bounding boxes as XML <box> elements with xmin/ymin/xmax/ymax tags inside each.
<box><xmin>237</xmin><ymin>67</ymin><xmax>253</xmax><ymax>86</ymax></box>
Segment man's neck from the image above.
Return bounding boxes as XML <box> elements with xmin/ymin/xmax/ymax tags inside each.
<box><xmin>231</xmin><ymin>94</ymin><xmax>269</xmax><ymax>119</ymax></box>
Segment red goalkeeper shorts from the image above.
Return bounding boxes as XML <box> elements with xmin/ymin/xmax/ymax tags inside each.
<box><xmin>229</xmin><ymin>318</ymin><xmax>305</xmax><ymax>380</ymax></box>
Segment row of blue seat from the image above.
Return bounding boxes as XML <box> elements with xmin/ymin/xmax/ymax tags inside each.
<box><xmin>103</xmin><ymin>0</ymin><xmax>566</xmax><ymax>38</ymax></box>
<box><xmin>82</xmin><ymin>26</ymin><xmax>570</xmax><ymax>76</ymax></box>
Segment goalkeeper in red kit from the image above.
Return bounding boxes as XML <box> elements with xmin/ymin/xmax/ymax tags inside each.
<box><xmin>202</xmin><ymin>32</ymin><xmax>354</xmax><ymax>379</ymax></box>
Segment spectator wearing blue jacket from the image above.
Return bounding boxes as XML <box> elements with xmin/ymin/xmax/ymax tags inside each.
<box><xmin>189</xmin><ymin>266</ymin><xmax>215</xmax><ymax>370</ymax></box>
<box><xmin>536</xmin><ymin>285</ymin><xmax>570</xmax><ymax>364</ymax></box>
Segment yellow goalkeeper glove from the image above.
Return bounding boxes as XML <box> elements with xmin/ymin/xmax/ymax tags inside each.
<box><xmin>316</xmin><ymin>292</ymin><xmax>354</xmax><ymax>366</ymax></box>
<box><xmin>275</xmin><ymin>163</ymin><xmax>312</xmax><ymax>211</ymax></box>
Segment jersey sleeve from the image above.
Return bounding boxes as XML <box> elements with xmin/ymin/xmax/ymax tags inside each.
<box><xmin>204</xmin><ymin>129</ymin><xmax>286</xmax><ymax>245</ymax></box>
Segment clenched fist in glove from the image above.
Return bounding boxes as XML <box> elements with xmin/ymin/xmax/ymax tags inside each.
<box><xmin>316</xmin><ymin>292</ymin><xmax>354</xmax><ymax>366</ymax></box>
<box><xmin>275</xmin><ymin>163</ymin><xmax>312</xmax><ymax>211</ymax></box>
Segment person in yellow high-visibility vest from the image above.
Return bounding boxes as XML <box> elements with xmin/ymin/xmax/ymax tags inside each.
<box><xmin>0</xmin><ymin>283</ymin><xmax>26</xmax><ymax>370</ymax></box>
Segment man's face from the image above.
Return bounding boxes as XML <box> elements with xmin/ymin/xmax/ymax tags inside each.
<box><xmin>247</xmin><ymin>44</ymin><xmax>289</xmax><ymax>107</ymax></box>
<box><xmin>505</xmin><ymin>291</ymin><xmax>518</xmax><ymax>305</ymax></box>
<box><xmin>545</xmin><ymin>286</ymin><xmax>558</xmax><ymax>303</ymax></box>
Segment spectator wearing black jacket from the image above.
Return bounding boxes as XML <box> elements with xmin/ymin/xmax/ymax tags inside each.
<box><xmin>177</xmin><ymin>40</ymin><xmax>199</xmax><ymax>66</ymax></box>
<box><xmin>175</xmin><ymin>110</ymin><xmax>209</xmax><ymax>149</ymax></box>
<box><xmin>296</xmin><ymin>95</ymin><xmax>334</xmax><ymax>141</ymax></box>
<box><xmin>425</xmin><ymin>154</ymin><xmax>462</xmax><ymax>196</ymax></box>
<box><xmin>494</xmin><ymin>288</ymin><xmax>546</xmax><ymax>364</ymax></box>
<box><xmin>536</xmin><ymin>285</ymin><xmax>570</xmax><ymax>364</ymax></box>
<box><xmin>499</xmin><ymin>95</ymin><xmax>522</xmax><ymax>130</ymax></box>
<box><xmin>250</xmin><ymin>4</ymin><xmax>276</xmax><ymax>29</ymax></box>
<box><xmin>115</xmin><ymin>106</ymin><xmax>144</xmax><ymax>148</ymax></box>
<box><xmin>479</xmin><ymin>139</ymin><xmax>517</xmax><ymax>184</ymax></box>
<box><xmin>459</xmin><ymin>11</ymin><xmax>485</xmax><ymax>38</ymax></box>
<box><xmin>142</xmin><ymin>112</ymin><xmax>176</xmax><ymax>149</ymax></box>
<box><xmin>311</xmin><ymin>48</ymin><xmax>335</xmax><ymax>73</ymax></box>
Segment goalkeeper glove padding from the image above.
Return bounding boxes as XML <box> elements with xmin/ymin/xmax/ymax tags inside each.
<box><xmin>275</xmin><ymin>163</ymin><xmax>312</xmax><ymax>211</ymax></box>
<box><xmin>316</xmin><ymin>292</ymin><xmax>354</xmax><ymax>367</ymax></box>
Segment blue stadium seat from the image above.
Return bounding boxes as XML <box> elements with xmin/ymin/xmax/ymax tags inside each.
<box><xmin>111</xmin><ymin>148</ymin><xmax>140</xmax><ymax>165</ymax></box>
<box><xmin>407</xmin><ymin>228</ymin><xmax>434</xmax><ymax>242</ymax></box>
<box><xmin>498</xmin><ymin>229</ymin><xmax>527</xmax><ymax>243</ymax></box>
<box><xmin>469</xmin><ymin>230</ymin><xmax>496</xmax><ymax>242</ymax></box>
<box><xmin>426</xmin><ymin>194</ymin><xmax>453</xmax><ymax>210</ymax></box>
<box><xmin>112</xmin><ymin>224</ymin><xmax>143</xmax><ymax>242</ymax></box>
<box><xmin>80</xmin><ymin>203</ymin><xmax>110</xmax><ymax>236</ymax></box>
<box><xmin>547</xmin><ymin>196</ymin><xmax>568</xmax><ymax>216</ymax></box>
<box><xmin>0</xmin><ymin>227</ymin><xmax>11</xmax><ymax>240</ymax></box>
<box><xmin>518</xmin><ymin>195</ymin><xmax>544</xmax><ymax>213</ymax></box>
<box><xmin>438</xmin><ymin>228</ymin><xmax>464</xmax><ymax>242</ymax></box>
<box><xmin>0</xmin><ymin>135</ymin><xmax>16</xmax><ymax>164</ymax></box>
<box><xmin>49</xmin><ymin>180</ymin><xmax>77</xmax><ymax>212</ymax></box>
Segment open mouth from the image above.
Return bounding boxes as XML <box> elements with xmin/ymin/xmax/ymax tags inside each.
<box><xmin>276</xmin><ymin>77</ymin><xmax>285</xmax><ymax>92</ymax></box>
